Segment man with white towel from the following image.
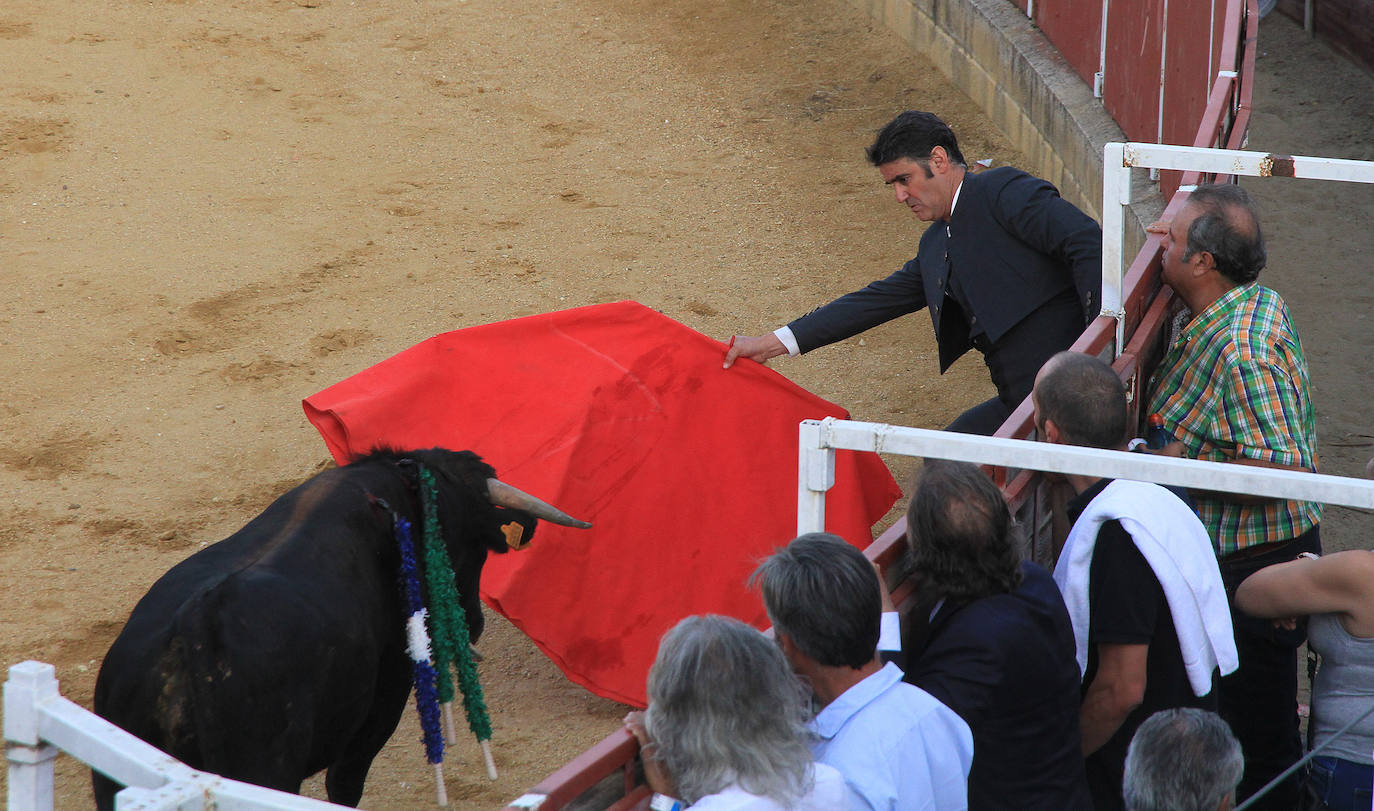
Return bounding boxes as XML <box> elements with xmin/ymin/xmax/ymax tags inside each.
<box><xmin>1032</xmin><ymin>351</ymin><xmax>1238</xmax><ymax>811</ymax></box>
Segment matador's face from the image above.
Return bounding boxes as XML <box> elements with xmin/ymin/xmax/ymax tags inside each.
<box><xmin>879</xmin><ymin>154</ymin><xmax>954</xmax><ymax>223</ymax></box>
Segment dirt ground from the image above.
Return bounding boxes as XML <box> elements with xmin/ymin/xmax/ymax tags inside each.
<box><xmin>0</xmin><ymin>0</ymin><xmax>1368</xmax><ymax>808</ymax></box>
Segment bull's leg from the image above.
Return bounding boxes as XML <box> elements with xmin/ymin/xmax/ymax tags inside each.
<box><xmin>92</xmin><ymin>770</ymin><xmax>121</xmax><ymax>811</ymax></box>
<box><xmin>324</xmin><ymin>661</ymin><xmax>412</xmax><ymax>807</ymax></box>
<box><xmin>323</xmin><ymin>742</ymin><xmax>385</xmax><ymax>807</ymax></box>
<box><xmin>324</xmin><ymin>713</ymin><xmax>404</xmax><ymax>806</ymax></box>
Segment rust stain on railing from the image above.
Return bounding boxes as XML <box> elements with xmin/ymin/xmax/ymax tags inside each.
<box><xmin>1257</xmin><ymin>154</ymin><xmax>1296</xmax><ymax>177</ymax></box>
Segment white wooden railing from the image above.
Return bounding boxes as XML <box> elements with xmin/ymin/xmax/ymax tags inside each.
<box><xmin>798</xmin><ymin>418</ymin><xmax>1374</xmax><ymax>535</ymax></box>
<box><xmin>4</xmin><ymin>660</ymin><xmax>348</xmax><ymax>811</ymax></box>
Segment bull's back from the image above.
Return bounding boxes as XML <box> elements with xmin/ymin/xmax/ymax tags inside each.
<box><xmin>93</xmin><ymin>484</ymin><xmax>400</xmax><ymax>781</ymax></box>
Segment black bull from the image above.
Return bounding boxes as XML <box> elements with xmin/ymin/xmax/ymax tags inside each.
<box><xmin>91</xmin><ymin>448</ymin><xmax>590</xmax><ymax>808</ymax></box>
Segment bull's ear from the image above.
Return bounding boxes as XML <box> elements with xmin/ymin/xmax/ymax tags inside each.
<box><xmin>491</xmin><ymin>510</ymin><xmax>538</xmax><ymax>553</ymax></box>
<box><xmin>500</xmin><ymin>521</ymin><xmax>528</xmax><ymax>550</ymax></box>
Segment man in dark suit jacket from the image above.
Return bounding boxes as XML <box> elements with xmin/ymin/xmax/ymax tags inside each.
<box><xmin>724</xmin><ymin>111</ymin><xmax>1102</xmax><ymax>434</ymax></box>
<box><xmin>885</xmin><ymin>460</ymin><xmax>1092</xmax><ymax>809</ymax></box>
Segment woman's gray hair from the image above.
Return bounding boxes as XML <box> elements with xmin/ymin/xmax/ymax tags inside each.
<box><xmin>1123</xmin><ymin>708</ymin><xmax>1243</xmax><ymax>811</ymax></box>
<box><xmin>644</xmin><ymin>614</ymin><xmax>815</xmax><ymax>805</ymax></box>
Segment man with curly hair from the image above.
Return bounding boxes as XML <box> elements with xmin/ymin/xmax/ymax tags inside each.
<box><xmin>894</xmin><ymin>460</ymin><xmax>1091</xmax><ymax>809</ymax></box>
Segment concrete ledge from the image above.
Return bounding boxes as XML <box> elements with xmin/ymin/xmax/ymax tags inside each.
<box><xmin>849</xmin><ymin>0</ymin><xmax>1163</xmax><ymax>260</ymax></box>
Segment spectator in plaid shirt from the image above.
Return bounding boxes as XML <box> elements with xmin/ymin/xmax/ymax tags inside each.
<box><xmin>1144</xmin><ymin>182</ymin><xmax>1319</xmax><ymax>811</ymax></box>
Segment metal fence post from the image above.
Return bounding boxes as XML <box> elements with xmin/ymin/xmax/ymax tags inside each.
<box><xmin>1095</xmin><ymin>0</ymin><xmax>1110</xmax><ymax>97</ymax></box>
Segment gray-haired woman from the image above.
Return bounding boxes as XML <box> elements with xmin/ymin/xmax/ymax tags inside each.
<box><xmin>623</xmin><ymin>614</ymin><xmax>860</xmax><ymax>810</ymax></box>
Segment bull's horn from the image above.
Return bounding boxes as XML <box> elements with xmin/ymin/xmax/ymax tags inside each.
<box><xmin>486</xmin><ymin>479</ymin><xmax>593</xmax><ymax>529</ymax></box>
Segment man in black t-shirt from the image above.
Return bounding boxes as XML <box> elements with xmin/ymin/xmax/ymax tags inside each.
<box><xmin>1032</xmin><ymin>351</ymin><xmax>1235</xmax><ymax>810</ymax></box>
<box><xmin>1067</xmin><ymin>480</ymin><xmax>1219</xmax><ymax>808</ymax></box>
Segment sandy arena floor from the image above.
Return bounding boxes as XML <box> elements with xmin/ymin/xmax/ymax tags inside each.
<box><xmin>1</xmin><ymin>0</ymin><xmax>1369</xmax><ymax>807</ymax></box>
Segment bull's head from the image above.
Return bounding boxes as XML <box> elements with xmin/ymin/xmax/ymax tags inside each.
<box><xmin>397</xmin><ymin>448</ymin><xmax>593</xmax><ymax>646</ymax></box>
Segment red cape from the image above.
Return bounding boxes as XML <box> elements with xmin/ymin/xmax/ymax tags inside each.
<box><xmin>303</xmin><ymin>301</ymin><xmax>900</xmax><ymax>706</ymax></box>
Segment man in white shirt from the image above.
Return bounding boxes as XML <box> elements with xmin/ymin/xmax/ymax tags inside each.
<box><xmin>752</xmin><ymin>532</ymin><xmax>973</xmax><ymax>810</ymax></box>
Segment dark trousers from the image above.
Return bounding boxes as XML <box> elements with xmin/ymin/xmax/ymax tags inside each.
<box><xmin>946</xmin><ymin>288</ymin><xmax>1082</xmax><ymax>437</ymax></box>
<box><xmin>1218</xmin><ymin>523</ymin><xmax>1322</xmax><ymax>811</ymax></box>
<box><xmin>947</xmin><ymin>396</ymin><xmax>1012</xmax><ymax>435</ymax></box>
<box><xmin>1085</xmin><ymin>755</ymin><xmax>1127</xmax><ymax>811</ymax></box>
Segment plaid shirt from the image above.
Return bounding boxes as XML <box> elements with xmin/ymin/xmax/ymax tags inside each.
<box><xmin>1148</xmin><ymin>283</ymin><xmax>1320</xmax><ymax>555</ymax></box>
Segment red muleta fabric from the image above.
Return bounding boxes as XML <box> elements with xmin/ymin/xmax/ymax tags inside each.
<box><xmin>303</xmin><ymin>301</ymin><xmax>901</xmax><ymax>707</ymax></box>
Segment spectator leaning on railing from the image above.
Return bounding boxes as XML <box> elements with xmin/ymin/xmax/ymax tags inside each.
<box><xmin>1236</xmin><ymin>550</ymin><xmax>1374</xmax><ymax>811</ymax></box>
<box><xmin>1144</xmin><ymin>182</ymin><xmax>1320</xmax><ymax>810</ymax></box>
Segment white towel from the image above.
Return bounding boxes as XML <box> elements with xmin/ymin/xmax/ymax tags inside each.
<box><xmin>1053</xmin><ymin>479</ymin><xmax>1238</xmax><ymax>696</ymax></box>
